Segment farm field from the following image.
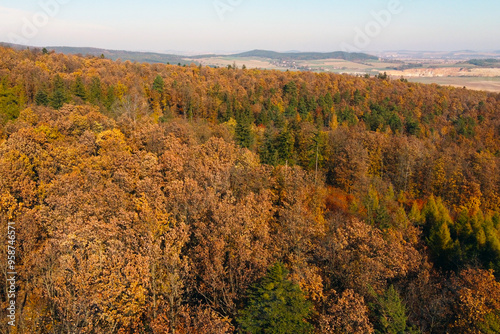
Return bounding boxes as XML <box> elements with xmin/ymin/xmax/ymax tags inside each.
<box><xmin>195</xmin><ymin>55</ymin><xmax>500</xmax><ymax>92</ymax></box>
<box><xmin>406</xmin><ymin>76</ymin><xmax>500</xmax><ymax>93</ymax></box>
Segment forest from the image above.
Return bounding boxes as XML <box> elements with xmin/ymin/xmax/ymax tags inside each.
<box><xmin>0</xmin><ymin>46</ymin><xmax>500</xmax><ymax>333</ymax></box>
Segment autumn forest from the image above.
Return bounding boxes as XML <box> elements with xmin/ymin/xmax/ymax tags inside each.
<box><xmin>1</xmin><ymin>46</ymin><xmax>500</xmax><ymax>333</ymax></box>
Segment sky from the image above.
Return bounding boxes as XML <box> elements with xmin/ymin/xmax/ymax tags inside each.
<box><xmin>1</xmin><ymin>0</ymin><xmax>499</xmax><ymax>54</ymax></box>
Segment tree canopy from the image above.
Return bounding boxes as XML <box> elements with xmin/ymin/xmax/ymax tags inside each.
<box><xmin>0</xmin><ymin>46</ymin><xmax>500</xmax><ymax>333</ymax></box>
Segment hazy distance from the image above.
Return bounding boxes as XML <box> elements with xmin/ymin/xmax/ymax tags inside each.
<box><xmin>1</xmin><ymin>0</ymin><xmax>499</xmax><ymax>54</ymax></box>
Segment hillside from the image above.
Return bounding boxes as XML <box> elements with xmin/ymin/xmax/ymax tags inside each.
<box><xmin>464</xmin><ymin>58</ymin><xmax>500</xmax><ymax>68</ymax></box>
<box><xmin>4</xmin><ymin>43</ymin><xmax>500</xmax><ymax>94</ymax></box>
<box><xmin>0</xmin><ymin>42</ymin><xmax>378</xmax><ymax>64</ymax></box>
<box><xmin>229</xmin><ymin>49</ymin><xmax>378</xmax><ymax>61</ymax></box>
<box><xmin>0</xmin><ymin>43</ymin><xmax>378</xmax><ymax>65</ymax></box>
<box><xmin>1</xmin><ymin>46</ymin><xmax>500</xmax><ymax>333</ymax></box>
<box><xmin>48</xmin><ymin>46</ymin><xmax>191</xmax><ymax>65</ymax></box>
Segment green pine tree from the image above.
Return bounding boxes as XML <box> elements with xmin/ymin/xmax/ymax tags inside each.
<box><xmin>51</xmin><ymin>89</ymin><xmax>67</xmax><ymax>109</ymax></box>
<box><xmin>259</xmin><ymin>127</ymin><xmax>279</xmax><ymax>165</ymax></box>
<box><xmin>408</xmin><ymin>201</ymin><xmax>423</xmax><ymax>225</ymax></box>
<box><xmin>89</xmin><ymin>76</ymin><xmax>103</xmax><ymax>105</ymax></box>
<box><xmin>370</xmin><ymin>285</ymin><xmax>414</xmax><ymax>334</ymax></box>
<box><xmin>235</xmin><ymin>112</ymin><xmax>254</xmax><ymax>148</ymax></box>
<box><xmin>53</xmin><ymin>74</ymin><xmax>65</xmax><ymax>91</ymax></box>
<box><xmin>51</xmin><ymin>75</ymin><xmax>68</xmax><ymax>109</ymax></box>
<box><xmin>152</xmin><ymin>75</ymin><xmax>164</xmax><ymax>93</ymax></box>
<box><xmin>105</xmin><ymin>85</ymin><xmax>116</xmax><ymax>111</ymax></box>
<box><xmin>35</xmin><ymin>89</ymin><xmax>49</xmax><ymax>106</ymax></box>
<box><xmin>237</xmin><ymin>262</ymin><xmax>313</xmax><ymax>334</ymax></box>
<box><xmin>422</xmin><ymin>196</ymin><xmax>456</xmax><ymax>269</ymax></box>
<box><xmin>427</xmin><ymin>220</ymin><xmax>453</xmax><ymax>259</ymax></box>
<box><xmin>277</xmin><ymin>125</ymin><xmax>294</xmax><ymax>164</ymax></box>
<box><xmin>73</xmin><ymin>75</ymin><xmax>87</xmax><ymax>101</ymax></box>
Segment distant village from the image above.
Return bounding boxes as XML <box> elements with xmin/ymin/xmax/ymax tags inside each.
<box><xmin>270</xmin><ymin>58</ymin><xmax>344</xmax><ymax>72</ymax></box>
<box><xmin>270</xmin><ymin>58</ymin><xmax>368</xmax><ymax>75</ymax></box>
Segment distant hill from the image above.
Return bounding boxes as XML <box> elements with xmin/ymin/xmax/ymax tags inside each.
<box><xmin>0</xmin><ymin>43</ymin><xmax>377</xmax><ymax>64</ymax></box>
<box><xmin>47</xmin><ymin>46</ymin><xmax>193</xmax><ymax>65</ymax></box>
<box><xmin>463</xmin><ymin>58</ymin><xmax>500</xmax><ymax>68</ymax></box>
<box><xmin>0</xmin><ymin>42</ymin><xmax>194</xmax><ymax>65</ymax></box>
<box><xmin>0</xmin><ymin>42</ymin><xmax>28</xmax><ymax>50</ymax></box>
<box><xmin>230</xmin><ymin>49</ymin><xmax>378</xmax><ymax>61</ymax></box>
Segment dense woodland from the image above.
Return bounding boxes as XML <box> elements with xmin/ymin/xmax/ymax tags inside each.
<box><xmin>1</xmin><ymin>46</ymin><xmax>500</xmax><ymax>333</ymax></box>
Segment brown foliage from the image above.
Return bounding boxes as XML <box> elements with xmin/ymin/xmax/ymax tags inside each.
<box><xmin>318</xmin><ymin>289</ymin><xmax>374</xmax><ymax>334</ymax></box>
<box><xmin>1</xmin><ymin>46</ymin><xmax>500</xmax><ymax>333</ymax></box>
<box><xmin>450</xmin><ymin>269</ymin><xmax>500</xmax><ymax>333</ymax></box>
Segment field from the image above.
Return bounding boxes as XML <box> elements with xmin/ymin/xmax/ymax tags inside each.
<box><xmin>406</xmin><ymin>76</ymin><xmax>500</xmax><ymax>93</ymax></box>
<box><xmin>194</xmin><ymin>55</ymin><xmax>500</xmax><ymax>93</ymax></box>
<box><xmin>193</xmin><ymin>56</ymin><xmax>402</xmax><ymax>74</ymax></box>
<box><xmin>195</xmin><ymin>56</ymin><xmax>285</xmax><ymax>70</ymax></box>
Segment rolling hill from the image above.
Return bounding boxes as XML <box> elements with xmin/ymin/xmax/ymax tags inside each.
<box><xmin>193</xmin><ymin>49</ymin><xmax>378</xmax><ymax>61</ymax></box>
<box><xmin>0</xmin><ymin>42</ymin><xmax>378</xmax><ymax>64</ymax></box>
<box><xmin>234</xmin><ymin>49</ymin><xmax>378</xmax><ymax>61</ymax></box>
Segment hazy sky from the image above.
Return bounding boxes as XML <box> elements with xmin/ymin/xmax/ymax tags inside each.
<box><xmin>1</xmin><ymin>0</ymin><xmax>499</xmax><ymax>54</ymax></box>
